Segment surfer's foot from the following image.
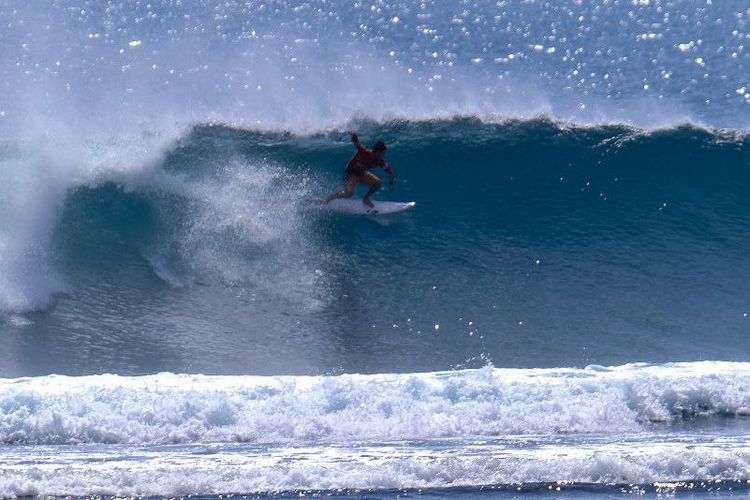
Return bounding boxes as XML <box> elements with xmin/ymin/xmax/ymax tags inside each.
<box><xmin>362</xmin><ymin>197</ymin><xmax>375</xmax><ymax>208</ymax></box>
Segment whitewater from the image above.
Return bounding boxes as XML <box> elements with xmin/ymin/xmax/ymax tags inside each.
<box><xmin>2</xmin><ymin>0</ymin><xmax>750</xmax><ymax>498</ymax></box>
<box><xmin>2</xmin><ymin>363</ymin><xmax>750</xmax><ymax>496</ymax></box>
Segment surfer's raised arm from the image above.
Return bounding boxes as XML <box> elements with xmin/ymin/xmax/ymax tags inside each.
<box><xmin>350</xmin><ymin>132</ymin><xmax>366</xmax><ymax>152</ymax></box>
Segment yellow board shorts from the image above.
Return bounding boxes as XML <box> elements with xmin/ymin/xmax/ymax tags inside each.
<box><xmin>345</xmin><ymin>170</ymin><xmax>380</xmax><ymax>188</ymax></box>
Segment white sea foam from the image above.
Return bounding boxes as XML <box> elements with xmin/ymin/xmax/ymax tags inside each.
<box><xmin>0</xmin><ymin>122</ymin><xmax>332</xmax><ymax>317</ymax></box>
<box><xmin>0</xmin><ymin>140</ymin><xmax>75</xmax><ymax>312</ymax></box>
<box><xmin>0</xmin><ymin>436</ymin><xmax>749</xmax><ymax>496</ymax></box>
<box><xmin>0</xmin><ymin>128</ymin><xmax>180</xmax><ymax>314</ymax></box>
<box><xmin>1</xmin><ymin>362</ymin><xmax>750</xmax><ymax>496</ymax></box>
<box><xmin>0</xmin><ymin>362</ymin><xmax>748</xmax><ymax>446</ymax></box>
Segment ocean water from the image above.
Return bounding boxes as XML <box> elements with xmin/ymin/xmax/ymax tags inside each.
<box><xmin>2</xmin><ymin>0</ymin><xmax>750</xmax><ymax>497</ymax></box>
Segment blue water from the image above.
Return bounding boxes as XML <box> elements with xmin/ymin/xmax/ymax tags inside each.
<box><xmin>1</xmin><ymin>0</ymin><xmax>750</xmax><ymax>497</ymax></box>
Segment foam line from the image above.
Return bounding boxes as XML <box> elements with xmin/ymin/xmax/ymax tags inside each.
<box><xmin>1</xmin><ymin>437</ymin><xmax>749</xmax><ymax>496</ymax></box>
<box><xmin>1</xmin><ymin>362</ymin><xmax>749</xmax><ymax>446</ymax></box>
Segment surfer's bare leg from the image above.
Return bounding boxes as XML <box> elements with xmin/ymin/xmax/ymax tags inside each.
<box><xmin>361</xmin><ymin>172</ymin><xmax>381</xmax><ymax>208</ymax></box>
<box><xmin>325</xmin><ymin>176</ymin><xmax>358</xmax><ymax>203</ymax></box>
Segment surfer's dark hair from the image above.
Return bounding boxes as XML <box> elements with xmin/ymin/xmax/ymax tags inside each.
<box><xmin>373</xmin><ymin>141</ymin><xmax>387</xmax><ymax>152</ymax></box>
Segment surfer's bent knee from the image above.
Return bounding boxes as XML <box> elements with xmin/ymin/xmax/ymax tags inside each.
<box><xmin>363</xmin><ymin>172</ymin><xmax>381</xmax><ymax>189</ymax></box>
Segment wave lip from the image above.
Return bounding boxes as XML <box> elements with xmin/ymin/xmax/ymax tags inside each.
<box><xmin>1</xmin><ymin>361</ymin><xmax>749</xmax><ymax>446</ymax></box>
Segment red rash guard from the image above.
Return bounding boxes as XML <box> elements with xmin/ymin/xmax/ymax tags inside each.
<box><xmin>346</xmin><ymin>143</ymin><xmax>394</xmax><ymax>178</ymax></box>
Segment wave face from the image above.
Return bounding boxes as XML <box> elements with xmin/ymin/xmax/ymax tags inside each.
<box><xmin>2</xmin><ymin>120</ymin><xmax>750</xmax><ymax>376</ymax></box>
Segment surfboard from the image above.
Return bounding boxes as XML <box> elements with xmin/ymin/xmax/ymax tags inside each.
<box><xmin>324</xmin><ymin>199</ymin><xmax>416</xmax><ymax>215</ymax></box>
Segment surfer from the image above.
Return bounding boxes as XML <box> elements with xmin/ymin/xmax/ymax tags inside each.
<box><xmin>325</xmin><ymin>132</ymin><xmax>395</xmax><ymax>208</ymax></box>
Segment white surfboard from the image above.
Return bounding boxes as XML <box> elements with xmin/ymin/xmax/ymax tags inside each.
<box><xmin>325</xmin><ymin>199</ymin><xmax>416</xmax><ymax>215</ymax></box>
